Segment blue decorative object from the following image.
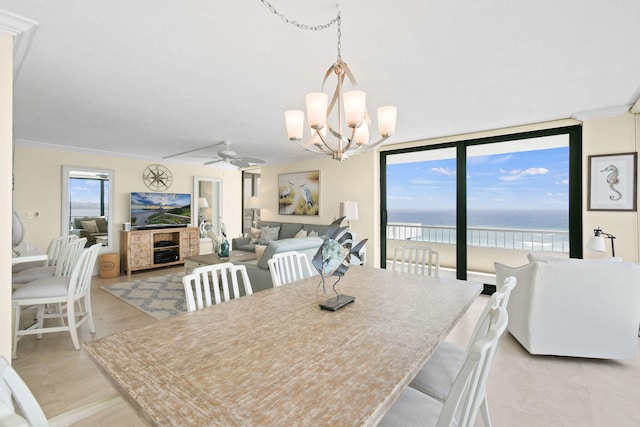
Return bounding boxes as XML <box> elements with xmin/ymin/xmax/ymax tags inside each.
<box><xmin>218</xmin><ymin>239</ymin><xmax>229</xmax><ymax>258</ymax></box>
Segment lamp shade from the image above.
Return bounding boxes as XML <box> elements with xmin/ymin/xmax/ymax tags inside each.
<box><xmin>587</xmin><ymin>235</ymin><xmax>606</xmax><ymax>253</ymax></box>
<box><xmin>285</xmin><ymin>110</ymin><xmax>304</xmax><ymax>141</ymax></box>
<box><xmin>305</xmin><ymin>92</ymin><xmax>328</xmax><ymax>129</ymax></box>
<box><xmin>198</xmin><ymin>197</ymin><xmax>209</xmax><ymax>209</ymax></box>
<box><xmin>343</xmin><ymin>90</ymin><xmax>366</xmax><ymax>127</ymax></box>
<box><xmin>377</xmin><ymin>105</ymin><xmax>398</xmax><ymax>136</ymax></box>
<box><xmin>340</xmin><ymin>201</ymin><xmax>358</xmax><ymax>221</ymax></box>
<box><xmin>246</xmin><ymin>196</ymin><xmax>261</xmax><ymax>209</ymax></box>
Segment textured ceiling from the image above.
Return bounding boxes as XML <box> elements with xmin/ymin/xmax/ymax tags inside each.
<box><xmin>2</xmin><ymin>0</ymin><xmax>640</xmax><ymax>168</ymax></box>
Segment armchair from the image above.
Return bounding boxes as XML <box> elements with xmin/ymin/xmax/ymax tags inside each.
<box><xmin>495</xmin><ymin>258</ymin><xmax>640</xmax><ymax>359</ymax></box>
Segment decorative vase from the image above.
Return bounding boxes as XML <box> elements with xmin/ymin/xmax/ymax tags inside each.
<box><xmin>218</xmin><ymin>239</ymin><xmax>229</xmax><ymax>257</ymax></box>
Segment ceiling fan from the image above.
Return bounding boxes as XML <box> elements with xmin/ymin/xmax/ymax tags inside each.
<box><xmin>203</xmin><ymin>141</ymin><xmax>265</xmax><ymax>167</ymax></box>
<box><xmin>164</xmin><ymin>141</ymin><xmax>265</xmax><ymax>168</ymax></box>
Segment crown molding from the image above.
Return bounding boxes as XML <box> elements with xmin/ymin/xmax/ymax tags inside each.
<box><xmin>631</xmin><ymin>98</ymin><xmax>640</xmax><ymax>114</ymax></box>
<box><xmin>0</xmin><ymin>9</ymin><xmax>38</xmax><ymax>83</ymax></box>
<box><xmin>571</xmin><ymin>105</ymin><xmax>631</xmax><ymax>121</ymax></box>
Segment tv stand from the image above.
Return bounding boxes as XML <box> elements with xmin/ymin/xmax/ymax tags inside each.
<box><xmin>121</xmin><ymin>227</ymin><xmax>199</xmax><ymax>278</ymax></box>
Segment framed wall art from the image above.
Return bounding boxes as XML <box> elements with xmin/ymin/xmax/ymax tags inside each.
<box><xmin>588</xmin><ymin>152</ymin><xmax>637</xmax><ymax>211</ymax></box>
<box><xmin>278</xmin><ymin>171</ymin><xmax>320</xmax><ymax>215</ymax></box>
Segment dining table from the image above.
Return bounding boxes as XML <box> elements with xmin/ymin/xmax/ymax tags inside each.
<box><xmin>85</xmin><ymin>265</ymin><xmax>482</xmax><ymax>426</ymax></box>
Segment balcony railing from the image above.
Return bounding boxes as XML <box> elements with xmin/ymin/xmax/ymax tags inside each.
<box><xmin>387</xmin><ymin>223</ymin><xmax>569</xmax><ymax>253</ymax></box>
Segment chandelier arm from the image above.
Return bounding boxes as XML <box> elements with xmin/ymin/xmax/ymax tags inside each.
<box><xmin>339</xmin><ymin>61</ymin><xmax>358</xmax><ymax>87</ymax></box>
<box><xmin>357</xmin><ymin>135</ymin><xmax>391</xmax><ymax>153</ymax></box>
<box><xmin>292</xmin><ymin>138</ymin><xmax>330</xmax><ymax>155</ymax></box>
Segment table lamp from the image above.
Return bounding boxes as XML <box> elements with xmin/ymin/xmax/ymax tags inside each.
<box><xmin>586</xmin><ymin>227</ymin><xmax>616</xmax><ymax>256</ymax></box>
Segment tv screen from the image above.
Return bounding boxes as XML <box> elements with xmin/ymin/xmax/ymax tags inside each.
<box><xmin>130</xmin><ymin>192</ymin><xmax>191</xmax><ymax>229</ymax></box>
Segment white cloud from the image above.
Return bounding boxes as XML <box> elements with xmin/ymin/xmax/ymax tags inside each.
<box><xmin>499</xmin><ymin>167</ymin><xmax>549</xmax><ymax>181</ymax></box>
<box><xmin>431</xmin><ymin>167</ymin><xmax>456</xmax><ymax>176</ymax></box>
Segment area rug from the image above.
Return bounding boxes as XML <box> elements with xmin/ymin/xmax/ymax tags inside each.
<box><xmin>102</xmin><ymin>273</ymin><xmax>187</xmax><ymax>320</ymax></box>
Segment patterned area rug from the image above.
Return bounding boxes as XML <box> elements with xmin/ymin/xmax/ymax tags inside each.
<box><xmin>102</xmin><ymin>273</ymin><xmax>187</xmax><ymax>320</ymax></box>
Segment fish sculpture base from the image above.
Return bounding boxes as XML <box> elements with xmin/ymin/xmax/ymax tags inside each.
<box><xmin>319</xmin><ymin>294</ymin><xmax>355</xmax><ymax>311</ymax></box>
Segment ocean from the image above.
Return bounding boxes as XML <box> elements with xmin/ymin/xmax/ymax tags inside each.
<box><xmin>388</xmin><ymin>209</ymin><xmax>568</xmax><ymax>231</ymax></box>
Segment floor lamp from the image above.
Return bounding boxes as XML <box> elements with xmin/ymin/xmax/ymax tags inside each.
<box><xmin>246</xmin><ymin>196</ymin><xmax>261</xmax><ymax>228</ymax></box>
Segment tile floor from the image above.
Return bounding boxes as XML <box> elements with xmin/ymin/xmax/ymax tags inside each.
<box><xmin>11</xmin><ymin>266</ymin><xmax>640</xmax><ymax>426</ymax></box>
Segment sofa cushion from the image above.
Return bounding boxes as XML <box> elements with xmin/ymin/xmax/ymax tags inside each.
<box><xmin>258</xmin><ymin>226</ymin><xmax>280</xmax><ymax>245</ymax></box>
<box><xmin>280</xmin><ymin>223</ymin><xmax>303</xmax><ymax>239</ymax></box>
<box><xmin>257</xmin><ymin>237</ymin><xmax>324</xmax><ymax>269</ymax></box>
<box><xmin>294</xmin><ymin>229</ymin><xmax>308</xmax><ymax>238</ymax></box>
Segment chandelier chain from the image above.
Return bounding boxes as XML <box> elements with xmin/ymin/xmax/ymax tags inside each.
<box><xmin>260</xmin><ymin>0</ymin><xmax>339</xmax><ymax>32</ymax></box>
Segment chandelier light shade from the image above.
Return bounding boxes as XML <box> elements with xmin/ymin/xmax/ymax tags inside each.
<box><xmin>284</xmin><ymin>12</ymin><xmax>397</xmax><ymax>161</ymax></box>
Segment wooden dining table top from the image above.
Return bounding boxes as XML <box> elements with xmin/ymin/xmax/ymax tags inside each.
<box><xmin>85</xmin><ymin>266</ymin><xmax>482</xmax><ymax>427</ymax></box>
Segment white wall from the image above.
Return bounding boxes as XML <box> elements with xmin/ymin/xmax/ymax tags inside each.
<box><xmin>13</xmin><ymin>145</ymin><xmax>242</xmax><ymax>253</ymax></box>
<box><xmin>1</xmin><ymin>32</ymin><xmax>13</xmax><ymax>361</ymax></box>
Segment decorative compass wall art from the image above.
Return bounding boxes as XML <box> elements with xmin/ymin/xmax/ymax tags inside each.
<box><xmin>143</xmin><ymin>164</ymin><xmax>173</xmax><ymax>191</ymax></box>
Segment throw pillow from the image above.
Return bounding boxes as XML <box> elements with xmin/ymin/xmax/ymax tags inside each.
<box><xmin>308</xmin><ymin>230</ymin><xmax>318</xmax><ymax>237</ymax></box>
<box><xmin>249</xmin><ymin>227</ymin><xmax>261</xmax><ymax>244</ymax></box>
<box><xmin>255</xmin><ymin>244</ymin><xmax>267</xmax><ymax>262</ymax></box>
<box><xmin>80</xmin><ymin>220</ymin><xmax>99</xmax><ymax>233</ymax></box>
<box><xmin>294</xmin><ymin>229</ymin><xmax>308</xmax><ymax>238</ymax></box>
<box><xmin>258</xmin><ymin>226</ymin><xmax>280</xmax><ymax>245</ymax></box>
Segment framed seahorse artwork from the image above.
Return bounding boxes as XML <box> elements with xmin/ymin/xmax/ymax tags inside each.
<box><xmin>588</xmin><ymin>152</ymin><xmax>637</xmax><ymax>211</ymax></box>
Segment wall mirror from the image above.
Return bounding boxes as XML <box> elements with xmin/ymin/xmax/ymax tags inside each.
<box><xmin>61</xmin><ymin>166</ymin><xmax>114</xmax><ymax>252</ymax></box>
<box><xmin>193</xmin><ymin>177</ymin><xmax>222</xmax><ymax>238</ymax></box>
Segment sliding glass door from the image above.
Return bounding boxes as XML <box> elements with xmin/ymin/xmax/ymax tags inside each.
<box><xmin>380</xmin><ymin>126</ymin><xmax>581</xmax><ymax>289</ymax></box>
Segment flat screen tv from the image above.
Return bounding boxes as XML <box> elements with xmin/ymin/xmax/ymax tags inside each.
<box><xmin>130</xmin><ymin>192</ymin><xmax>191</xmax><ymax>229</ymax></box>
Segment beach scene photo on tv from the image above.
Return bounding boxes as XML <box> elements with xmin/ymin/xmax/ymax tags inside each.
<box><xmin>130</xmin><ymin>192</ymin><xmax>191</xmax><ymax>228</ymax></box>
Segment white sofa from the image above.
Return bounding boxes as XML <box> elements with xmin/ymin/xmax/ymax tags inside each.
<box><xmin>495</xmin><ymin>255</ymin><xmax>640</xmax><ymax>360</ymax></box>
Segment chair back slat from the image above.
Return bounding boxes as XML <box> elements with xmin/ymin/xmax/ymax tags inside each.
<box><xmin>69</xmin><ymin>243</ymin><xmax>102</xmax><ymax>301</ymax></box>
<box><xmin>183</xmin><ymin>263</ymin><xmax>253</xmax><ymax>311</ymax></box>
<box><xmin>268</xmin><ymin>251</ymin><xmax>315</xmax><ymax>287</ymax></box>
<box><xmin>392</xmin><ymin>245</ymin><xmax>440</xmax><ymax>277</ymax></box>
<box><xmin>55</xmin><ymin>238</ymin><xmax>87</xmax><ymax>277</ymax></box>
<box><xmin>0</xmin><ymin>356</ymin><xmax>49</xmax><ymax>427</ymax></box>
<box><xmin>437</xmin><ymin>307</ymin><xmax>508</xmax><ymax>427</ymax></box>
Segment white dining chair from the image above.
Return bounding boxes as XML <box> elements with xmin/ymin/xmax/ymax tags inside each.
<box><xmin>268</xmin><ymin>251</ymin><xmax>315</xmax><ymax>287</ymax></box>
<box><xmin>12</xmin><ymin>236</ymin><xmax>85</xmax><ymax>286</ymax></box>
<box><xmin>1</xmin><ymin>355</ymin><xmax>122</xmax><ymax>427</ymax></box>
<box><xmin>378</xmin><ymin>306</ymin><xmax>509</xmax><ymax>427</ymax></box>
<box><xmin>392</xmin><ymin>245</ymin><xmax>440</xmax><ymax>277</ymax></box>
<box><xmin>183</xmin><ymin>262</ymin><xmax>253</xmax><ymax>311</ymax></box>
<box><xmin>11</xmin><ymin>243</ymin><xmax>101</xmax><ymax>359</ymax></box>
<box><xmin>409</xmin><ymin>276</ymin><xmax>517</xmax><ymax>427</ymax></box>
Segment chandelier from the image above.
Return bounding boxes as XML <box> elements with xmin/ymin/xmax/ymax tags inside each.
<box><xmin>266</xmin><ymin>5</ymin><xmax>397</xmax><ymax>161</ymax></box>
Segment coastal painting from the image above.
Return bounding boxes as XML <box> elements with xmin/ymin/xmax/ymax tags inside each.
<box><xmin>278</xmin><ymin>171</ymin><xmax>320</xmax><ymax>216</ymax></box>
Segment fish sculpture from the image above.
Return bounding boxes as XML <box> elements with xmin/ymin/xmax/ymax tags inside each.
<box><xmin>312</xmin><ymin>216</ymin><xmax>367</xmax><ymax>302</ymax></box>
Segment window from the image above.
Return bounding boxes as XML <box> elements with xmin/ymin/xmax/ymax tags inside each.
<box><xmin>381</xmin><ymin>126</ymin><xmax>582</xmax><ymax>286</ymax></box>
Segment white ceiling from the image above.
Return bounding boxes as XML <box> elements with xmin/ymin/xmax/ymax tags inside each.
<box><xmin>2</xmin><ymin>1</ymin><xmax>640</xmax><ymax>168</ymax></box>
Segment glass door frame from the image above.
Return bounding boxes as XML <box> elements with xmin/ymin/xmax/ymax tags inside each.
<box><xmin>380</xmin><ymin>125</ymin><xmax>582</xmax><ymax>287</ymax></box>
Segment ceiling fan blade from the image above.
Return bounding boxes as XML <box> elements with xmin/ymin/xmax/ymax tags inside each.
<box><xmin>237</xmin><ymin>157</ymin><xmax>265</xmax><ymax>164</ymax></box>
<box><xmin>204</xmin><ymin>158</ymin><xmax>224</xmax><ymax>166</ymax></box>
<box><xmin>163</xmin><ymin>142</ymin><xmax>226</xmax><ymax>159</ymax></box>
<box><xmin>230</xmin><ymin>159</ymin><xmax>251</xmax><ymax>168</ymax></box>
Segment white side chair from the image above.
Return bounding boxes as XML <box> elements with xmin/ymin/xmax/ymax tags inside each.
<box><xmin>378</xmin><ymin>306</ymin><xmax>509</xmax><ymax>427</ymax></box>
<box><xmin>409</xmin><ymin>276</ymin><xmax>517</xmax><ymax>427</ymax></box>
<box><xmin>1</xmin><ymin>355</ymin><xmax>122</xmax><ymax>427</ymax></box>
<box><xmin>11</xmin><ymin>243</ymin><xmax>101</xmax><ymax>359</ymax></box>
<box><xmin>392</xmin><ymin>245</ymin><xmax>440</xmax><ymax>277</ymax></box>
<box><xmin>12</xmin><ymin>237</ymin><xmax>85</xmax><ymax>286</ymax></box>
<box><xmin>183</xmin><ymin>262</ymin><xmax>253</xmax><ymax>312</ymax></box>
<box><xmin>267</xmin><ymin>251</ymin><xmax>315</xmax><ymax>287</ymax></box>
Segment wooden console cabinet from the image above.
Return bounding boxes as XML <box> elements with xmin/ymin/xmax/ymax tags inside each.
<box><xmin>121</xmin><ymin>227</ymin><xmax>199</xmax><ymax>277</ymax></box>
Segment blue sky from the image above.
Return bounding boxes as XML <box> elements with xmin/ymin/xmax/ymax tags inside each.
<box><xmin>387</xmin><ymin>147</ymin><xmax>569</xmax><ymax>211</ymax></box>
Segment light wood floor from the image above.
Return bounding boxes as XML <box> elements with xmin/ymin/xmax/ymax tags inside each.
<box><xmin>11</xmin><ymin>267</ymin><xmax>640</xmax><ymax>426</ymax></box>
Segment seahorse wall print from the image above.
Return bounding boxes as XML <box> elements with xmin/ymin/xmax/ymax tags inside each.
<box><xmin>601</xmin><ymin>164</ymin><xmax>622</xmax><ymax>201</ymax></box>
